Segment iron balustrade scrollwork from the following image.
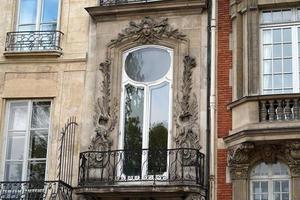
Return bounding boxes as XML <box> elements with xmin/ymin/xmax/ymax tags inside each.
<box><xmin>100</xmin><ymin>0</ymin><xmax>163</xmax><ymax>6</ymax></box>
<box><xmin>0</xmin><ymin>180</ymin><xmax>72</xmax><ymax>200</ymax></box>
<box><xmin>5</xmin><ymin>31</ymin><xmax>63</xmax><ymax>52</ymax></box>
<box><xmin>78</xmin><ymin>148</ymin><xmax>205</xmax><ymax>188</ymax></box>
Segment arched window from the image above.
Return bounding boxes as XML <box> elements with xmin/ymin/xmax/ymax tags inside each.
<box><xmin>250</xmin><ymin>162</ymin><xmax>291</xmax><ymax>200</ymax></box>
<box><xmin>119</xmin><ymin>45</ymin><xmax>173</xmax><ymax>178</ymax></box>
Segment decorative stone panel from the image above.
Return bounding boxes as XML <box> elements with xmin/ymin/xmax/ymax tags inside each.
<box><xmin>228</xmin><ymin>141</ymin><xmax>300</xmax><ymax>179</ymax></box>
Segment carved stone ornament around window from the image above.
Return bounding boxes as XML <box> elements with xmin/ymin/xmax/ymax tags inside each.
<box><xmin>89</xmin><ymin>59</ymin><xmax>118</xmax><ymax>151</ymax></box>
<box><xmin>174</xmin><ymin>56</ymin><xmax>201</xmax><ymax>151</ymax></box>
<box><xmin>185</xmin><ymin>194</ymin><xmax>206</xmax><ymax>200</ymax></box>
<box><xmin>228</xmin><ymin>141</ymin><xmax>300</xmax><ymax>179</ymax></box>
<box><xmin>109</xmin><ymin>16</ymin><xmax>187</xmax><ymax>46</ymax></box>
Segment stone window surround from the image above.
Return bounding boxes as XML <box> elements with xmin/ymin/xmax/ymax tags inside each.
<box><xmin>89</xmin><ymin>16</ymin><xmax>202</xmax><ymax>154</ymax></box>
<box><xmin>230</xmin><ymin>0</ymin><xmax>300</xmax><ymax>100</ymax></box>
<box><xmin>78</xmin><ymin>16</ymin><xmax>206</xmax><ymax>199</ymax></box>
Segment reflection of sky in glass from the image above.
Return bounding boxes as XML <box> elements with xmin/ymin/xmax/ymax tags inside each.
<box><xmin>19</xmin><ymin>0</ymin><xmax>37</xmax><ymax>25</ymax></box>
<box><xmin>8</xmin><ymin>102</ymin><xmax>28</xmax><ymax>131</ymax></box>
<box><xmin>42</xmin><ymin>0</ymin><xmax>58</xmax><ymax>23</ymax></box>
<box><xmin>150</xmin><ymin>82</ymin><xmax>169</xmax><ymax>128</ymax></box>
<box><xmin>6</xmin><ymin>136</ymin><xmax>25</xmax><ymax>160</ymax></box>
<box><xmin>125</xmin><ymin>48</ymin><xmax>171</xmax><ymax>82</ymax></box>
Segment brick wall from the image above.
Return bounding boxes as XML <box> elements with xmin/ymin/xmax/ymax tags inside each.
<box><xmin>217</xmin><ymin>0</ymin><xmax>232</xmax><ymax>199</ymax></box>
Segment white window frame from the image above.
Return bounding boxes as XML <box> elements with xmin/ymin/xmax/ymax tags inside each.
<box><xmin>250</xmin><ymin>163</ymin><xmax>291</xmax><ymax>200</ymax></box>
<box><xmin>118</xmin><ymin>45</ymin><xmax>173</xmax><ymax>181</ymax></box>
<box><xmin>16</xmin><ymin>0</ymin><xmax>62</xmax><ymax>31</ymax></box>
<box><xmin>260</xmin><ymin>8</ymin><xmax>300</xmax><ymax>94</ymax></box>
<box><xmin>1</xmin><ymin>99</ymin><xmax>52</xmax><ymax>182</ymax></box>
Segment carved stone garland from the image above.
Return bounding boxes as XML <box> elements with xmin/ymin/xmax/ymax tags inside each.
<box><xmin>89</xmin><ymin>59</ymin><xmax>118</xmax><ymax>151</ymax></box>
<box><xmin>228</xmin><ymin>141</ymin><xmax>300</xmax><ymax>180</ymax></box>
<box><xmin>174</xmin><ymin>56</ymin><xmax>201</xmax><ymax>151</ymax></box>
<box><xmin>109</xmin><ymin>16</ymin><xmax>187</xmax><ymax>46</ymax></box>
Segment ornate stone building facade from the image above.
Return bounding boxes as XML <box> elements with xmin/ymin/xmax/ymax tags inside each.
<box><xmin>0</xmin><ymin>0</ymin><xmax>209</xmax><ymax>199</ymax></box>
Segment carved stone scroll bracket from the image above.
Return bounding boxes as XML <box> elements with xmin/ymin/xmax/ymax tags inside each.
<box><xmin>89</xmin><ymin>59</ymin><xmax>118</xmax><ymax>151</ymax></box>
<box><xmin>185</xmin><ymin>194</ymin><xmax>206</xmax><ymax>200</ymax></box>
<box><xmin>228</xmin><ymin>141</ymin><xmax>300</xmax><ymax>180</ymax></box>
<box><xmin>174</xmin><ymin>56</ymin><xmax>201</xmax><ymax>151</ymax></box>
<box><xmin>228</xmin><ymin>142</ymin><xmax>254</xmax><ymax>179</ymax></box>
<box><xmin>109</xmin><ymin>16</ymin><xmax>187</xmax><ymax>47</ymax></box>
<box><xmin>283</xmin><ymin>141</ymin><xmax>300</xmax><ymax>176</ymax></box>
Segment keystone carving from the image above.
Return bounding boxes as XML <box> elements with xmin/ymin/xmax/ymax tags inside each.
<box><xmin>175</xmin><ymin>56</ymin><xmax>201</xmax><ymax>152</ymax></box>
<box><xmin>228</xmin><ymin>141</ymin><xmax>300</xmax><ymax>179</ymax></box>
<box><xmin>89</xmin><ymin>59</ymin><xmax>118</xmax><ymax>151</ymax></box>
<box><xmin>109</xmin><ymin>16</ymin><xmax>186</xmax><ymax>46</ymax></box>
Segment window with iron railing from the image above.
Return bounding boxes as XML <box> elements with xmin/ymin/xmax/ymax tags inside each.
<box><xmin>5</xmin><ymin>0</ymin><xmax>62</xmax><ymax>53</ymax></box>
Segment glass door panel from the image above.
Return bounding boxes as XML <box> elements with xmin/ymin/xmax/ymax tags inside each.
<box><xmin>123</xmin><ymin>84</ymin><xmax>144</xmax><ymax>176</ymax></box>
<box><xmin>148</xmin><ymin>82</ymin><xmax>169</xmax><ymax>175</ymax></box>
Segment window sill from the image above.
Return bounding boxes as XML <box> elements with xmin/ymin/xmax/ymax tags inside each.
<box><xmin>3</xmin><ymin>50</ymin><xmax>62</xmax><ymax>57</ymax></box>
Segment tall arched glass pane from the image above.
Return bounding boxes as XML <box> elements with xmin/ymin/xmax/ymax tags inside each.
<box><xmin>148</xmin><ymin>82</ymin><xmax>169</xmax><ymax>175</ymax></box>
<box><xmin>123</xmin><ymin>84</ymin><xmax>144</xmax><ymax>176</ymax></box>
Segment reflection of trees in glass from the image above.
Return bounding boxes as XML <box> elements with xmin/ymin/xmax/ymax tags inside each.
<box><xmin>30</xmin><ymin>133</ymin><xmax>47</xmax><ymax>158</ymax></box>
<box><xmin>124</xmin><ymin>85</ymin><xmax>144</xmax><ymax>176</ymax></box>
<box><xmin>31</xmin><ymin>102</ymin><xmax>50</xmax><ymax>128</ymax></box>
<box><xmin>28</xmin><ymin>162</ymin><xmax>46</xmax><ymax>183</ymax></box>
<box><xmin>148</xmin><ymin>122</ymin><xmax>168</xmax><ymax>174</ymax></box>
<box><xmin>125</xmin><ymin>52</ymin><xmax>144</xmax><ymax>81</ymax></box>
<box><xmin>124</xmin><ymin>117</ymin><xmax>142</xmax><ymax>176</ymax></box>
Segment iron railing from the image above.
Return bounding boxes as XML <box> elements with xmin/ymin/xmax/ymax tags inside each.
<box><xmin>5</xmin><ymin>31</ymin><xmax>63</xmax><ymax>52</ymax></box>
<box><xmin>100</xmin><ymin>0</ymin><xmax>163</xmax><ymax>6</ymax></box>
<box><xmin>78</xmin><ymin>148</ymin><xmax>205</xmax><ymax>187</ymax></box>
<box><xmin>0</xmin><ymin>181</ymin><xmax>72</xmax><ymax>200</ymax></box>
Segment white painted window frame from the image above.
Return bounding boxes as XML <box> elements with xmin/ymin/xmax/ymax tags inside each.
<box><xmin>118</xmin><ymin>45</ymin><xmax>173</xmax><ymax>181</ymax></box>
<box><xmin>16</xmin><ymin>0</ymin><xmax>61</xmax><ymax>31</ymax></box>
<box><xmin>250</xmin><ymin>163</ymin><xmax>291</xmax><ymax>200</ymax></box>
<box><xmin>1</xmin><ymin>99</ymin><xmax>52</xmax><ymax>182</ymax></box>
<box><xmin>260</xmin><ymin>8</ymin><xmax>300</xmax><ymax>94</ymax></box>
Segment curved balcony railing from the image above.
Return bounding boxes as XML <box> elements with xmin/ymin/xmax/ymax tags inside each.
<box><xmin>78</xmin><ymin>148</ymin><xmax>205</xmax><ymax>187</ymax></box>
<box><xmin>5</xmin><ymin>31</ymin><xmax>63</xmax><ymax>52</ymax></box>
<box><xmin>0</xmin><ymin>180</ymin><xmax>72</xmax><ymax>200</ymax></box>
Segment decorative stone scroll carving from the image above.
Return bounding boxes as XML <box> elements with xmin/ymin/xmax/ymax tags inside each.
<box><xmin>185</xmin><ymin>194</ymin><xmax>206</xmax><ymax>200</ymax></box>
<box><xmin>228</xmin><ymin>142</ymin><xmax>255</xmax><ymax>179</ymax></box>
<box><xmin>228</xmin><ymin>141</ymin><xmax>300</xmax><ymax>179</ymax></box>
<box><xmin>109</xmin><ymin>16</ymin><xmax>187</xmax><ymax>46</ymax></box>
<box><xmin>174</xmin><ymin>56</ymin><xmax>201</xmax><ymax>151</ymax></box>
<box><xmin>89</xmin><ymin>59</ymin><xmax>118</xmax><ymax>151</ymax></box>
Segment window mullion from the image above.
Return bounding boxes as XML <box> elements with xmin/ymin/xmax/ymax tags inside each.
<box><xmin>291</xmin><ymin>26</ymin><xmax>299</xmax><ymax>92</ymax></box>
<box><xmin>141</xmin><ymin>85</ymin><xmax>149</xmax><ymax>178</ymax></box>
<box><xmin>36</xmin><ymin>0</ymin><xmax>42</xmax><ymax>31</ymax></box>
<box><xmin>21</xmin><ymin>101</ymin><xmax>31</xmax><ymax>181</ymax></box>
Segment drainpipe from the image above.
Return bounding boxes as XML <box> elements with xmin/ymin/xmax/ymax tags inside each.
<box><xmin>208</xmin><ymin>0</ymin><xmax>217</xmax><ymax>199</ymax></box>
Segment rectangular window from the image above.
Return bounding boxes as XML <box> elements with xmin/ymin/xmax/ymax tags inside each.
<box><xmin>18</xmin><ymin>0</ymin><xmax>59</xmax><ymax>31</ymax></box>
<box><xmin>3</xmin><ymin>100</ymin><xmax>51</xmax><ymax>182</ymax></box>
<box><xmin>260</xmin><ymin>8</ymin><xmax>300</xmax><ymax>94</ymax></box>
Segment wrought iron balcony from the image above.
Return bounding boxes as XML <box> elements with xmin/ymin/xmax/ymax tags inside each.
<box><xmin>78</xmin><ymin>148</ymin><xmax>205</xmax><ymax>187</ymax></box>
<box><xmin>100</xmin><ymin>0</ymin><xmax>163</xmax><ymax>6</ymax></box>
<box><xmin>5</xmin><ymin>31</ymin><xmax>63</xmax><ymax>54</ymax></box>
<box><xmin>0</xmin><ymin>180</ymin><xmax>72</xmax><ymax>200</ymax></box>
